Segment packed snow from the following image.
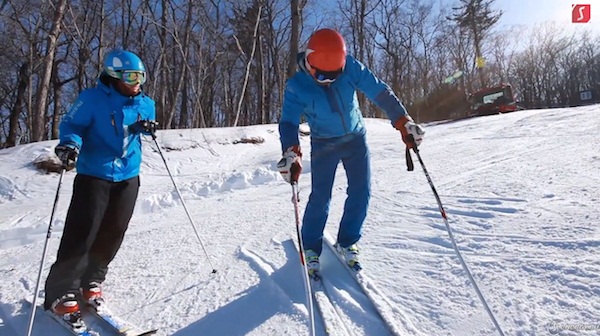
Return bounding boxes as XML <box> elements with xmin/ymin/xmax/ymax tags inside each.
<box><xmin>0</xmin><ymin>105</ymin><xmax>599</xmax><ymax>335</ymax></box>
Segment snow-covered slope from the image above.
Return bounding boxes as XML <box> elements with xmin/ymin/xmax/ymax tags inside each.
<box><xmin>1</xmin><ymin>104</ymin><xmax>599</xmax><ymax>335</ymax></box>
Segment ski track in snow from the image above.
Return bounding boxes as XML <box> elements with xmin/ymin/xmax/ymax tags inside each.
<box><xmin>0</xmin><ymin>107</ymin><xmax>599</xmax><ymax>335</ymax></box>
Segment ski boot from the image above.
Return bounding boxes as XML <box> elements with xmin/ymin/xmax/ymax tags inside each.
<box><xmin>82</xmin><ymin>281</ymin><xmax>105</xmax><ymax>311</ymax></box>
<box><xmin>305</xmin><ymin>249</ymin><xmax>321</xmax><ymax>279</ymax></box>
<box><xmin>337</xmin><ymin>243</ymin><xmax>362</xmax><ymax>271</ymax></box>
<box><xmin>48</xmin><ymin>293</ymin><xmax>88</xmax><ymax>332</ymax></box>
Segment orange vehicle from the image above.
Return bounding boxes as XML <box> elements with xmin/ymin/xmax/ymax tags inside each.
<box><xmin>468</xmin><ymin>83</ymin><xmax>518</xmax><ymax>116</ymax></box>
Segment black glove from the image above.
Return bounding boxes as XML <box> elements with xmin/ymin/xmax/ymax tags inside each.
<box><xmin>129</xmin><ymin>120</ymin><xmax>158</xmax><ymax>137</ymax></box>
<box><xmin>55</xmin><ymin>144</ymin><xmax>79</xmax><ymax>169</ymax></box>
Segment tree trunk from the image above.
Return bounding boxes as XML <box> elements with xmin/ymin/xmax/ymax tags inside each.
<box><xmin>257</xmin><ymin>33</ymin><xmax>266</xmax><ymax>124</ymax></box>
<box><xmin>51</xmin><ymin>62</ymin><xmax>62</xmax><ymax>139</ymax></box>
<box><xmin>179</xmin><ymin>70</ymin><xmax>189</xmax><ymax>129</ymax></box>
<box><xmin>6</xmin><ymin>62</ymin><xmax>30</xmax><ymax>148</ymax></box>
<box><xmin>156</xmin><ymin>0</ymin><xmax>169</xmax><ymax>128</ymax></box>
<box><xmin>32</xmin><ymin>0</ymin><xmax>67</xmax><ymax>142</ymax></box>
<box><xmin>288</xmin><ymin>0</ymin><xmax>300</xmax><ymax>78</ymax></box>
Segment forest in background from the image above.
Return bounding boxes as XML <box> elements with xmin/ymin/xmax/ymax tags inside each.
<box><xmin>0</xmin><ymin>0</ymin><xmax>598</xmax><ymax>147</ymax></box>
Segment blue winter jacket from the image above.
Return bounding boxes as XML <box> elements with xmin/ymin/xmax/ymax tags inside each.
<box><xmin>279</xmin><ymin>53</ymin><xmax>409</xmax><ymax>151</ymax></box>
<box><xmin>58</xmin><ymin>76</ymin><xmax>156</xmax><ymax>182</ymax></box>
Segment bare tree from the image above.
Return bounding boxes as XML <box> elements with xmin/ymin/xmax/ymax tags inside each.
<box><xmin>288</xmin><ymin>0</ymin><xmax>301</xmax><ymax>78</ymax></box>
<box><xmin>233</xmin><ymin>3</ymin><xmax>262</xmax><ymax>127</ymax></box>
<box><xmin>371</xmin><ymin>0</ymin><xmax>415</xmax><ymax>106</ymax></box>
<box><xmin>486</xmin><ymin>26</ymin><xmax>520</xmax><ymax>85</ymax></box>
<box><xmin>64</xmin><ymin>0</ymin><xmax>105</xmax><ymax>92</ymax></box>
<box><xmin>337</xmin><ymin>0</ymin><xmax>381</xmax><ymax>117</ymax></box>
<box><xmin>32</xmin><ymin>0</ymin><xmax>67</xmax><ymax>142</ymax></box>
<box><xmin>1</xmin><ymin>0</ymin><xmax>599</xmax><ymax>147</ymax></box>
<box><xmin>162</xmin><ymin>0</ymin><xmax>194</xmax><ymax>129</ymax></box>
<box><xmin>450</xmin><ymin>0</ymin><xmax>502</xmax><ymax>89</ymax></box>
<box><xmin>6</xmin><ymin>62</ymin><xmax>29</xmax><ymax>147</ymax></box>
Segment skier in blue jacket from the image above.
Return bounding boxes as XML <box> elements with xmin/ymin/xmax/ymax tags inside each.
<box><xmin>278</xmin><ymin>28</ymin><xmax>424</xmax><ymax>275</ymax></box>
<box><xmin>43</xmin><ymin>50</ymin><xmax>157</xmax><ymax>329</ymax></box>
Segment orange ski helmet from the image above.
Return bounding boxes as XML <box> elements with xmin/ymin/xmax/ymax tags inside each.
<box><xmin>305</xmin><ymin>29</ymin><xmax>347</xmax><ymax>83</ymax></box>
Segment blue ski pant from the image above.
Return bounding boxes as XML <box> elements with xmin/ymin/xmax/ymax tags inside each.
<box><xmin>302</xmin><ymin>130</ymin><xmax>371</xmax><ymax>255</ymax></box>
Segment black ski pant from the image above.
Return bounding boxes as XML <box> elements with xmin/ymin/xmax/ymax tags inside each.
<box><xmin>44</xmin><ymin>174</ymin><xmax>139</xmax><ymax>309</ymax></box>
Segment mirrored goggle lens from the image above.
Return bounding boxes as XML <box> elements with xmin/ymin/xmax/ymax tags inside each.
<box><xmin>312</xmin><ymin>68</ymin><xmax>342</xmax><ymax>83</ymax></box>
<box><xmin>120</xmin><ymin>71</ymin><xmax>146</xmax><ymax>85</ymax></box>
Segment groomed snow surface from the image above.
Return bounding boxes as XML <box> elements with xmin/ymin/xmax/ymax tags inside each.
<box><xmin>0</xmin><ymin>105</ymin><xmax>599</xmax><ymax>335</ymax></box>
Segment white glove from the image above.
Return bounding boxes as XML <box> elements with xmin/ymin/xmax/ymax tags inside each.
<box><xmin>277</xmin><ymin>146</ymin><xmax>302</xmax><ymax>183</ymax></box>
<box><xmin>394</xmin><ymin>116</ymin><xmax>425</xmax><ymax>148</ymax></box>
<box><xmin>404</xmin><ymin>121</ymin><xmax>425</xmax><ymax>147</ymax></box>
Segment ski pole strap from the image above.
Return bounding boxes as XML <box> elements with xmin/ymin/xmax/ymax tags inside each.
<box><xmin>405</xmin><ymin>147</ymin><xmax>414</xmax><ymax>171</ymax></box>
<box><xmin>405</xmin><ymin>135</ymin><xmax>415</xmax><ymax>171</ymax></box>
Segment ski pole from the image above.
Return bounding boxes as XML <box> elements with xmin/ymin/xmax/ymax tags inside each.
<box><xmin>26</xmin><ymin>168</ymin><xmax>66</xmax><ymax>336</ymax></box>
<box><xmin>290</xmin><ymin>182</ymin><xmax>316</xmax><ymax>336</ymax></box>
<box><xmin>409</xmin><ymin>141</ymin><xmax>505</xmax><ymax>336</ymax></box>
<box><xmin>151</xmin><ymin>133</ymin><xmax>217</xmax><ymax>274</ymax></box>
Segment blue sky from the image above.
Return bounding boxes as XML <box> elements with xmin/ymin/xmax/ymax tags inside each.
<box><xmin>494</xmin><ymin>0</ymin><xmax>598</xmax><ymax>31</ymax></box>
<box><xmin>307</xmin><ymin>0</ymin><xmax>599</xmax><ymax>33</ymax></box>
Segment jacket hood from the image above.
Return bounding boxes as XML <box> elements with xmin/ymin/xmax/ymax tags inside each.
<box><xmin>296</xmin><ymin>52</ymin><xmax>309</xmax><ymax>73</ymax></box>
<box><xmin>98</xmin><ymin>72</ymin><xmax>115</xmax><ymax>93</ymax></box>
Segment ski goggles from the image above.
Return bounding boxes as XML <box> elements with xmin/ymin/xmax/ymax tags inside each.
<box><xmin>306</xmin><ymin>61</ymin><xmax>343</xmax><ymax>84</ymax></box>
<box><xmin>118</xmin><ymin>70</ymin><xmax>147</xmax><ymax>86</ymax></box>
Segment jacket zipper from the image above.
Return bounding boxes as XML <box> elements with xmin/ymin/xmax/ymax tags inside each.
<box><xmin>111</xmin><ymin>112</ymin><xmax>118</xmax><ymax>136</ymax></box>
<box><xmin>324</xmin><ymin>86</ymin><xmax>348</xmax><ymax>133</ymax></box>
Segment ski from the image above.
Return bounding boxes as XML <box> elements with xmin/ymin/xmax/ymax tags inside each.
<box><xmin>24</xmin><ymin>298</ymin><xmax>96</xmax><ymax>336</ymax></box>
<box><xmin>46</xmin><ymin>310</ymin><xmax>96</xmax><ymax>336</ymax></box>
<box><xmin>293</xmin><ymin>238</ymin><xmax>352</xmax><ymax>336</ymax></box>
<box><xmin>324</xmin><ymin>234</ymin><xmax>404</xmax><ymax>336</ymax></box>
<box><xmin>308</xmin><ymin>271</ymin><xmax>353</xmax><ymax>336</ymax></box>
<box><xmin>86</xmin><ymin>305</ymin><xmax>158</xmax><ymax>336</ymax></box>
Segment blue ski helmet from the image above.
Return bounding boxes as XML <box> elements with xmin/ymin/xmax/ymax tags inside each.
<box><xmin>102</xmin><ymin>50</ymin><xmax>147</xmax><ymax>85</ymax></box>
